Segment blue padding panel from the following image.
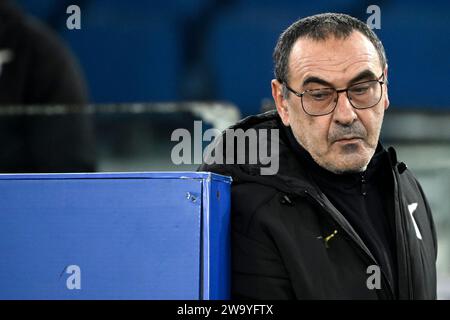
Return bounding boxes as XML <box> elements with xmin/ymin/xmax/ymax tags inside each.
<box><xmin>201</xmin><ymin>174</ymin><xmax>231</xmax><ymax>299</ymax></box>
<box><xmin>0</xmin><ymin>172</ymin><xmax>231</xmax><ymax>300</ymax></box>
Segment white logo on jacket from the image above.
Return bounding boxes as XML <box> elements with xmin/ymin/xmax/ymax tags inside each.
<box><xmin>408</xmin><ymin>202</ymin><xmax>422</xmax><ymax>240</ymax></box>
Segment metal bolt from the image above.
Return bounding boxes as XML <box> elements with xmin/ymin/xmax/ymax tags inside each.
<box><xmin>186</xmin><ymin>192</ymin><xmax>197</xmax><ymax>203</ymax></box>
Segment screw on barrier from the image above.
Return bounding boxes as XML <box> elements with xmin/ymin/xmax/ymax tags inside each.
<box><xmin>186</xmin><ymin>192</ymin><xmax>197</xmax><ymax>203</ymax></box>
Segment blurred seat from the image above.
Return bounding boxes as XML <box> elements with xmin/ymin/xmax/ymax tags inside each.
<box><xmin>59</xmin><ymin>1</ymin><xmax>180</xmax><ymax>103</ymax></box>
<box><xmin>377</xmin><ymin>0</ymin><xmax>450</xmax><ymax>109</ymax></box>
<box><xmin>14</xmin><ymin>0</ymin><xmax>55</xmax><ymax>21</ymax></box>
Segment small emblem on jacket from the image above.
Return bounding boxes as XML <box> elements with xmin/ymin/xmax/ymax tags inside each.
<box><xmin>408</xmin><ymin>202</ymin><xmax>422</xmax><ymax>240</ymax></box>
<box><xmin>317</xmin><ymin>230</ymin><xmax>338</xmax><ymax>248</ymax></box>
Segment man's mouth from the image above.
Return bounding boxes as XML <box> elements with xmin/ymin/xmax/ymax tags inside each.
<box><xmin>333</xmin><ymin>136</ymin><xmax>363</xmax><ymax>144</ymax></box>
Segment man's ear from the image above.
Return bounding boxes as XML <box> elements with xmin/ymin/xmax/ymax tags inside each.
<box><xmin>271</xmin><ymin>79</ymin><xmax>290</xmax><ymax>126</ymax></box>
<box><xmin>383</xmin><ymin>66</ymin><xmax>389</xmax><ymax>111</ymax></box>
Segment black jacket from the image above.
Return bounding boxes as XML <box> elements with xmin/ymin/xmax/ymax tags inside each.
<box><xmin>199</xmin><ymin>111</ymin><xmax>437</xmax><ymax>300</ymax></box>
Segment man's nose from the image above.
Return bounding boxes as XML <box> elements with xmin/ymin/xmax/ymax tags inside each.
<box><xmin>332</xmin><ymin>91</ymin><xmax>358</xmax><ymax>125</ymax></box>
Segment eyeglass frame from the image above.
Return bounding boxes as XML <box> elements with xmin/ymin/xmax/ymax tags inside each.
<box><xmin>282</xmin><ymin>72</ymin><xmax>385</xmax><ymax>116</ymax></box>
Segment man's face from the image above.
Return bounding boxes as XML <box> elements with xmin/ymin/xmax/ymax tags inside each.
<box><xmin>272</xmin><ymin>31</ymin><xmax>389</xmax><ymax>174</ymax></box>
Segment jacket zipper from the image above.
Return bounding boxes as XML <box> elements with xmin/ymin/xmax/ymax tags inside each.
<box><xmin>303</xmin><ymin>189</ymin><xmax>395</xmax><ymax>300</ymax></box>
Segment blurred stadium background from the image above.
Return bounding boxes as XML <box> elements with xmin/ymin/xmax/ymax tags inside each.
<box><xmin>7</xmin><ymin>0</ymin><xmax>450</xmax><ymax>298</ymax></box>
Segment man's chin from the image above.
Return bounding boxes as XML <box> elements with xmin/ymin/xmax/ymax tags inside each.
<box><xmin>321</xmin><ymin>157</ymin><xmax>370</xmax><ymax>174</ymax></box>
<box><xmin>330</xmin><ymin>144</ymin><xmax>374</xmax><ymax>173</ymax></box>
<box><xmin>309</xmin><ymin>146</ymin><xmax>372</xmax><ymax>174</ymax></box>
<box><xmin>335</xmin><ymin>166</ymin><xmax>367</xmax><ymax>174</ymax></box>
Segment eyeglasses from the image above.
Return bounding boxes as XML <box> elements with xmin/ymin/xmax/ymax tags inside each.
<box><xmin>283</xmin><ymin>73</ymin><xmax>385</xmax><ymax>116</ymax></box>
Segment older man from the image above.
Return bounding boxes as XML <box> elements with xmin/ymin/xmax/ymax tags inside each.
<box><xmin>200</xmin><ymin>13</ymin><xmax>437</xmax><ymax>299</ymax></box>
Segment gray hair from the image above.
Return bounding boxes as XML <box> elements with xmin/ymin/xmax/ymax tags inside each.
<box><xmin>273</xmin><ymin>13</ymin><xmax>387</xmax><ymax>98</ymax></box>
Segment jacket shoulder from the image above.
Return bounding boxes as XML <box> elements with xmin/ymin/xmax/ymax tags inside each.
<box><xmin>231</xmin><ymin>182</ymin><xmax>279</xmax><ymax>234</ymax></box>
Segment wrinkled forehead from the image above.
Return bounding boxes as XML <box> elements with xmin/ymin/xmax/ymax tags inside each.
<box><xmin>288</xmin><ymin>31</ymin><xmax>383</xmax><ymax>85</ymax></box>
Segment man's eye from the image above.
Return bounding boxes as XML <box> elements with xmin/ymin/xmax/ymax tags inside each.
<box><xmin>309</xmin><ymin>90</ymin><xmax>332</xmax><ymax>101</ymax></box>
<box><xmin>350</xmin><ymin>85</ymin><xmax>370</xmax><ymax>95</ymax></box>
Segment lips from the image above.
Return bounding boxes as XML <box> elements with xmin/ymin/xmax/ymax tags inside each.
<box><xmin>334</xmin><ymin>136</ymin><xmax>363</xmax><ymax>143</ymax></box>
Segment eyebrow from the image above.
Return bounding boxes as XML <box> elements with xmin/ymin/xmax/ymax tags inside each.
<box><xmin>302</xmin><ymin>69</ymin><xmax>379</xmax><ymax>88</ymax></box>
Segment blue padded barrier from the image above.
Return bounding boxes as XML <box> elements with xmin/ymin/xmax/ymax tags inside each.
<box><xmin>0</xmin><ymin>172</ymin><xmax>231</xmax><ymax>299</ymax></box>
